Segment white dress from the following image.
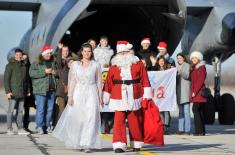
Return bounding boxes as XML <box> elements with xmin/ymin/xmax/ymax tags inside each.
<box><xmin>53</xmin><ymin>60</ymin><xmax>103</xmax><ymax>149</ymax></box>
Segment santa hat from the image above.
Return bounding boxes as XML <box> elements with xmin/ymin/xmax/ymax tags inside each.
<box><xmin>42</xmin><ymin>45</ymin><xmax>53</xmax><ymax>56</ymax></box>
<box><xmin>116</xmin><ymin>41</ymin><xmax>133</xmax><ymax>53</ymax></box>
<box><xmin>157</xmin><ymin>41</ymin><xmax>167</xmax><ymax>50</ymax></box>
<box><xmin>141</xmin><ymin>38</ymin><xmax>151</xmax><ymax>45</ymax></box>
<box><xmin>190</xmin><ymin>51</ymin><xmax>203</xmax><ymax>61</ymax></box>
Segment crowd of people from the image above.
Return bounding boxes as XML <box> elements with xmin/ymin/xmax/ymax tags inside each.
<box><xmin>3</xmin><ymin>35</ymin><xmax>208</xmax><ymax>153</ymax></box>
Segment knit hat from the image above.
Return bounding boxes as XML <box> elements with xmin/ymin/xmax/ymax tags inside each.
<box><xmin>42</xmin><ymin>45</ymin><xmax>53</xmax><ymax>56</ymax></box>
<box><xmin>141</xmin><ymin>38</ymin><xmax>151</xmax><ymax>45</ymax></box>
<box><xmin>116</xmin><ymin>41</ymin><xmax>133</xmax><ymax>53</ymax></box>
<box><xmin>157</xmin><ymin>41</ymin><xmax>167</xmax><ymax>50</ymax></box>
<box><xmin>190</xmin><ymin>51</ymin><xmax>203</xmax><ymax>61</ymax></box>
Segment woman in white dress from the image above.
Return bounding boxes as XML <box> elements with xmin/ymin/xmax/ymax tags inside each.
<box><xmin>53</xmin><ymin>43</ymin><xmax>103</xmax><ymax>153</ymax></box>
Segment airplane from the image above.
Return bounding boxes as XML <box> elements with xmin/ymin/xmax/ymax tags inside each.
<box><xmin>1</xmin><ymin>0</ymin><xmax>235</xmax><ymax>124</ymax></box>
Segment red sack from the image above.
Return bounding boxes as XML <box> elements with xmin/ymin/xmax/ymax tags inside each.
<box><xmin>142</xmin><ymin>99</ymin><xmax>164</xmax><ymax>146</ymax></box>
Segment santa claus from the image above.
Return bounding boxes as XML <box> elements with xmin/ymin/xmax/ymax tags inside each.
<box><xmin>103</xmin><ymin>41</ymin><xmax>152</xmax><ymax>153</ymax></box>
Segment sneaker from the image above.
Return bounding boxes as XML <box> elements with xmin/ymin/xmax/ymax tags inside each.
<box><xmin>175</xmin><ymin>131</ymin><xmax>185</xmax><ymax>135</ymax></box>
<box><xmin>114</xmin><ymin>148</ymin><xmax>125</xmax><ymax>153</ymax></box>
<box><xmin>17</xmin><ymin>129</ymin><xmax>30</xmax><ymax>135</ymax></box>
<box><xmin>84</xmin><ymin>148</ymin><xmax>92</xmax><ymax>153</ymax></box>
<box><xmin>7</xmin><ymin>129</ymin><xmax>14</xmax><ymax>135</ymax></box>
<box><xmin>46</xmin><ymin>127</ymin><xmax>53</xmax><ymax>134</ymax></box>
<box><xmin>36</xmin><ymin>127</ymin><xmax>44</xmax><ymax>135</ymax></box>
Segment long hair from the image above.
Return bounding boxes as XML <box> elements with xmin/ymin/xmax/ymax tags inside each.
<box><xmin>77</xmin><ymin>43</ymin><xmax>94</xmax><ymax>61</ymax></box>
<box><xmin>157</xmin><ymin>55</ymin><xmax>169</xmax><ymax>70</ymax></box>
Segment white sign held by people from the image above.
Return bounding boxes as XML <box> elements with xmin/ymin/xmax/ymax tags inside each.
<box><xmin>148</xmin><ymin>68</ymin><xmax>177</xmax><ymax>112</ymax></box>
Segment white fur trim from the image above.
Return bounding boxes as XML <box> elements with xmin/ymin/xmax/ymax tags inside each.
<box><xmin>109</xmin><ymin>98</ymin><xmax>143</xmax><ymax>111</ymax></box>
<box><xmin>157</xmin><ymin>46</ymin><xmax>166</xmax><ymax>50</ymax></box>
<box><xmin>42</xmin><ymin>49</ymin><xmax>52</xmax><ymax>56</ymax></box>
<box><xmin>111</xmin><ymin>53</ymin><xmax>139</xmax><ymax>67</ymax></box>
<box><xmin>130</xmin><ymin>141</ymin><xmax>144</xmax><ymax>149</ymax></box>
<box><xmin>116</xmin><ymin>43</ymin><xmax>133</xmax><ymax>53</ymax></box>
<box><xmin>141</xmin><ymin>40</ymin><xmax>151</xmax><ymax>45</ymax></box>
<box><xmin>143</xmin><ymin>87</ymin><xmax>152</xmax><ymax>99</ymax></box>
<box><xmin>190</xmin><ymin>51</ymin><xmax>203</xmax><ymax>61</ymax></box>
<box><xmin>103</xmin><ymin>91</ymin><xmax>111</xmax><ymax>105</ymax></box>
<box><xmin>113</xmin><ymin>142</ymin><xmax>127</xmax><ymax>151</ymax></box>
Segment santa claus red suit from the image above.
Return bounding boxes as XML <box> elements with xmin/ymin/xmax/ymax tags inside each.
<box><xmin>103</xmin><ymin>41</ymin><xmax>152</xmax><ymax>153</ymax></box>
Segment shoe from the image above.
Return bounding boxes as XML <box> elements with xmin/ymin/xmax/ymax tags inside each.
<box><xmin>184</xmin><ymin>132</ymin><xmax>191</xmax><ymax>136</ymax></box>
<box><xmin>175</xmin><ymin>131</ymin><xmax>184</xmax><ymax>135</ymax></box>
<box><xmin>46</xmin><ymin>127</ymin><xmax>53</xmax><ymax>134</ymax></box>
<box><xmin>133</xmin><ymin>148</ymin><xmax>141</xmax><ymax>152</ymax></box>
<box><xmin>193</xmin><ymin>133</ymin><xmax>205</xmax><ymax>136</ymax></box>
<box><xmin>114</xmin><ymin>148</ymin><xmax>125</xmax><ymax>153</ymax></box>
<box><xmin>7</xmin><ymin>129</ymin><xmax>14</xmax><ymax>135</ymax></box>
<box><xmin>36</xmin><ymin>127</ymin><xmax>44</xmax><ymax>135</ymax></box>
<box><xmin>18</xmin><ymin>129</ymin><xmax>30</xmax><ymax>135</ymax></box>
<box><xmin>84</xmin><ymin>148</ymin><xmax>92</xmax><ymax>153</ymax></box>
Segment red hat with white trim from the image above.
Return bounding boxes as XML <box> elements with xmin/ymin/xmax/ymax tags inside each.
<box><xmin>157</xmin><ymin>41</ymin><xmax>167</xmax><ymax>50</ymax></box>
<box><xmin>42</xmin><ymin>45</ymin><xmax>53</xmax><ymax>56</ymax></box>
<box><xmin>141</xmin><ymin>38</ymin><xmax>151</xmax><ymax>45</ymax></box>
<box><xmin>116</xmin><ymin>41</ymin><xmax>133</xmax><ymax>53</ymax></box>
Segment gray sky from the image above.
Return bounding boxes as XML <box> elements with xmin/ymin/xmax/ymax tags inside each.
<box><xmin>0</xmin><ymin>11</ymin><xmax>31</xmax><ymax>74</ymax></box>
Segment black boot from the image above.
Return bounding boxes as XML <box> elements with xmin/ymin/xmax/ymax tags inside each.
<box><xmin>114</xmin><ymin>148</ymin><xmax>125</xmax><ymax>153</ymax></box>
<box><xmin>133</xmin><ymin>148</ymin><xmax>141</xmax><ymax>152</ymax></box>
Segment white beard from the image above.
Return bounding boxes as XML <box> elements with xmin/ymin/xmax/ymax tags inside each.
<box><xmin>111</xmin><ymin>53</ymin><xmax>139</xmax><ymax>68</ymax></box>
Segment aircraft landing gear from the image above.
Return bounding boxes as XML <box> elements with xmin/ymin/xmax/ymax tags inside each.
<box><xmin>212</xmin><ymin>56</ymin><xmax>235</xmax><ymax>125</ymax></box>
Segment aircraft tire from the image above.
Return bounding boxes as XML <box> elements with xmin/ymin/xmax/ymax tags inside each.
<box><xmin>218</xmin><ymin>93</ymin><xmax>235</xmax><ymax>125</ymax></box>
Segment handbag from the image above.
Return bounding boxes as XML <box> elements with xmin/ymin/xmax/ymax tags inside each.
<box><xmin>201</xmin><ymin>87</ymin><xmax>211</xmax><ymax>98</ymax></box>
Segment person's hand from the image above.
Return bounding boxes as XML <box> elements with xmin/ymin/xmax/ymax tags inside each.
<box><xmin>27</xmin><ymin>93</ymin><xmax>31</xmax><ymax>96</ymax></box>
<box><xmin>57</xmin><ymin>43</ymin><xmax>63</xmax><ymax>49</ymax></box>
<box><xmin>67</xmin><ymin>96</ymin><xmax>73</xmax><ymax>106</ymax></box>
<box><xmin>7</xmin><ymin>93</ymin><xmax>13</xmax><ymax>99</ymax></box>
<box><xmin>51</xmin><ymin>70</ymin><xmax>56</xmax><ymax>75</ymax></box>
<box><xmin>45</xmin><ymin>68</ymin><xmax>52</xmax><ymax>74</ymax></box>
<box><xmin>192</xmin><ymin>93</ymin><xmax>195</xmax><ymax>97</ymax></box>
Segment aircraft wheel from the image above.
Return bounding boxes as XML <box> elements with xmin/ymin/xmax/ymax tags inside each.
<box><xmin>218</xmin><ymin>93</ymin><xmax>235</xmax><ymax>125</ymax></box>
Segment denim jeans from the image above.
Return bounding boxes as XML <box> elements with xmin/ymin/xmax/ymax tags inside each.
<box><xmin>178</xmin><ymin>102</ymin><xmax>191</xmax><ymax>132</ymax></box>
<box><xmin>160</xmin><ymin>111</ymin><xmax>171</xmax><ymax>126</ymax></box>
<box><xmin>7</xmin><ymin>98</ymin><xmax>24</xmax><ymax>130</ymax></box>
<box><xmin>35</xmin><ymin>91</ymin><xmax>55</xmax><ymax>130</ymax></box>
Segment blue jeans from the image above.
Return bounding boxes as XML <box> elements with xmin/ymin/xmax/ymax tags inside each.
<box><xmin>178</xmin><ymin>102</ymin><xmax>191</xmax><ymax>132</ymax></box>
<box><xmin>35</xmin><ymin>91</ymin><xmax>55</xmax><ymax>130</ymax></box>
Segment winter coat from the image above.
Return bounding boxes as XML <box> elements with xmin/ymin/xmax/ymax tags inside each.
<box><xmin>29</xmin><ymin>56</ymin><xmax>58</xmax><ymax>96</ymax></box>
<box><xmin>190</xmin><ymin>61</ymin><xmax>207</xmax><ymax>103</ymax></box>
<box><xmin>4</xmin><ymin>59</ymin><xmax>30</xmax><ymax>99</ymax></box>
<box><xmin>176</xmin><ymin>62</ymin><xmax>191</xmax><ymax>104</ymax></box>
<box><xmin>55</xmin><ymin>48</ymin><xmax>70</xmax><ymax>97</ymax></box>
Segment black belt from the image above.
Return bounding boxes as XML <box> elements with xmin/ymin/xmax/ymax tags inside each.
<box><xmin>113</xmin><ymin>79</ymin><xmax>140</xmax><ymax>85</ymax></box>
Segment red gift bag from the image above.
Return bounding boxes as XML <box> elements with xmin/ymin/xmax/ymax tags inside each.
<box><xmin>142</xmin><ymin>99</ymin><xmax>164</xmax><ymax>146</ymax></box>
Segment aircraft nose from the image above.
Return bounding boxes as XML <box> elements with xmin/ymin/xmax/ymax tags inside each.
<box><xmin>221</xmin><ymin>13</ymin><xmax>235</xmax><ymax>45</ymax></box>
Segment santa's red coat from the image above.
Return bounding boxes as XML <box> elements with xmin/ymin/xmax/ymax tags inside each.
<box><xmin>103</xmin><ymin>60</ymin><xmax>152</xmax><ymax>111</ymax></box>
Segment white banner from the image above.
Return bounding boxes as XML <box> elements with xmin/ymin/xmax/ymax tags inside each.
<box><xmin>148</xmin><ymin>68</ymin><xmax>177</xmax><ymax>112</ymax></box>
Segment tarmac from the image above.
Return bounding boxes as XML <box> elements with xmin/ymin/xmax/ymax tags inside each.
<box><xmin>0</xmin><ymin>90</ymin><xmax>235</xmax><ymax>155</ymax></box>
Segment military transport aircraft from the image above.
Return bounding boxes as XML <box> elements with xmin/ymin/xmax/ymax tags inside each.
<box><xmin>0</xmin><ymin>0</ymin><xmax>235</xmax><ymax>124</ymax></box>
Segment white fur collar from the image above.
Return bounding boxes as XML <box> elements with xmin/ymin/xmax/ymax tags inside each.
<box><xmin>195</xmin><ymin>61</ymin><xmax>206</xmax><ymax>69</ymax></box>
<box><xmin>111</xmin><ymin>53</ymin><xmax>139</xmax><ymax>68</ymax></box>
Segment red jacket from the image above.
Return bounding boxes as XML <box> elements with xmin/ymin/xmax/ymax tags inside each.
<box><xmin>103</xmin><ymin>59</ymin><xmax>152</xmax><ymax>111</ymax></box>
<box><xmin>190</xmin><ymin>62</ymin><xmax>207</xmax><ymax>103</ymax></box>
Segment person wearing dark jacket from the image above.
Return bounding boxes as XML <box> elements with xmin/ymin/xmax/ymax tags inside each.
<box><xmin>137</xmin><ymin>38</ymin><xmax>155</xmax><ymax>70</ymax></box>
<box><xmin>53</xmin><ymin>43</ymin><xmax>72</xmax><ymax>126</ymax></box>
<box><xmin>22</xmin><ymin>53</ymin><xmax>35</xmax><ymax>132</ymax></box>
<box><xmin>157</xmin><ymin>41</ymin><xmax>175</xmax><ymax>67</ymax></box>
<box><xmin>4</xmin><ymin>48</ymin><xmax>30</xmax><ymax>135</ymax></box>
<box><xmin>190</xmin><ymin>51</ymin><xmax>207</xmax><ymax>136</ymax></box>
<box><xmin>29</xmin><ymin>45</ymin><xmax>58</xmax><ymax>134</ymax></box>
